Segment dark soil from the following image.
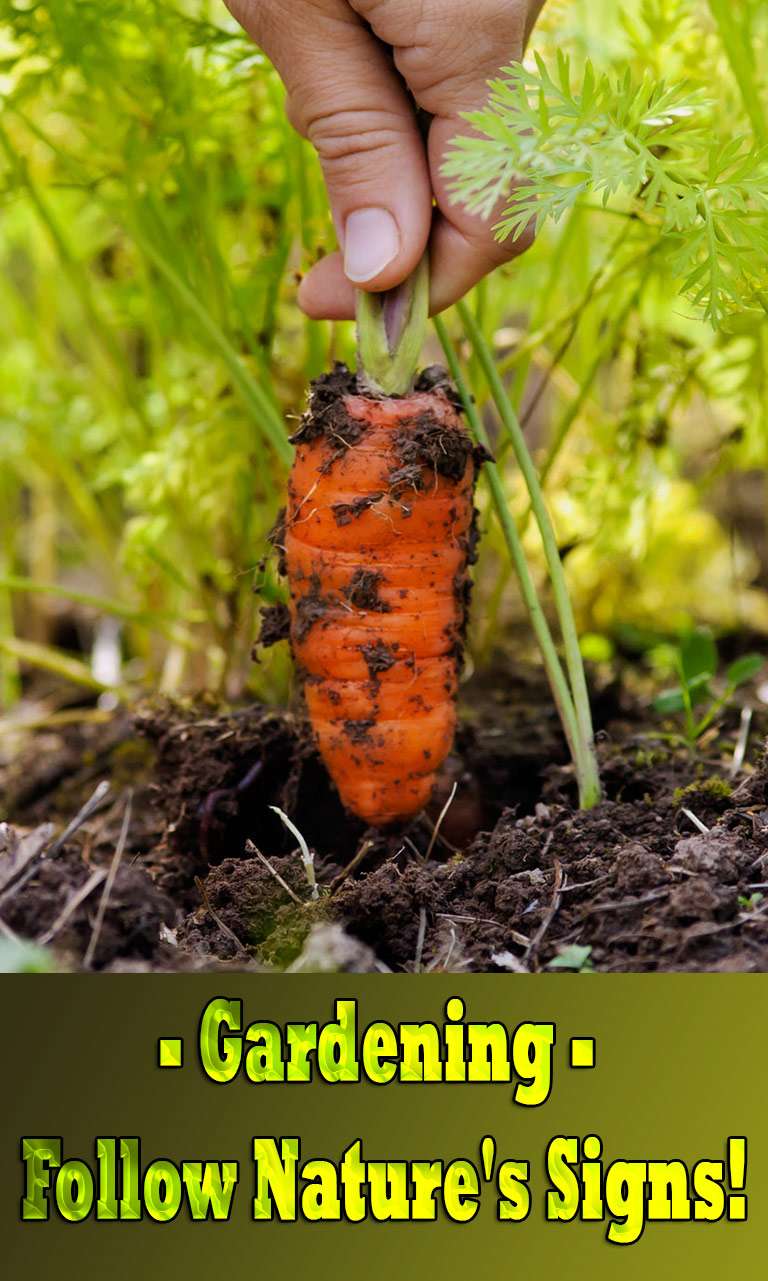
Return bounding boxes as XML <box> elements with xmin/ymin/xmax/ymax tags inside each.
<box><xmin>289</xmin><ymin>362</ymin><xmax>480</xmax><ymax>483</ymax></box>
<box><xmin>2</xmin><ymin>664</ymin><xmax>768</xmax><ymax>973</ymax></box>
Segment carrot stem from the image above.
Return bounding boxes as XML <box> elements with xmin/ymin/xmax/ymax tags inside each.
<box><xmin>355</xmin><ymin>256</ymin><xmax>429</xmax><ymax>395</ymax></box>
<box><xmin>454</xmin><ymin>301</ymin><xmax>601</xmax><ymax>809</ymax></box>
<box><xmin>434</xmin><ymin>317</ymin><xmax>582</xmax><ymax>779</ymax></box>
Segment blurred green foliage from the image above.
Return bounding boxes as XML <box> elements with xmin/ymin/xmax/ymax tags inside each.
<box><xmin>653</xmin><ymin>631</ymin><xmax>762</xmax><ymax>744</ymax></box>
<box><xmin>0</xmin><ymin>0</ymin><xmax>767</xmax><ymax>713</ymax></box>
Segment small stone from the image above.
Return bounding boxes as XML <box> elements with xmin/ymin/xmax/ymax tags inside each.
<box><xmin>673</xmin><ymin>829</ymin><xmax>741</xmax><ymax>881</ymax></box>
<box><xmin>288</xmin><ymin>923</ymin><xmax>381</xmax><ymax>973</ymax></box>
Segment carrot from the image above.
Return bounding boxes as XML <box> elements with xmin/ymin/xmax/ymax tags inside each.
<box><xmin>284</xmin><ymin>361</ymin><xmax>480</xmax><ymax>826</ymax></box>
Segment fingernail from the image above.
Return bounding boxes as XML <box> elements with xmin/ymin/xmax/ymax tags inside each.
<box><xmin>343</xmin><ymin>208</ymin><xmax>400</xmax><ymax>283</ymax></box>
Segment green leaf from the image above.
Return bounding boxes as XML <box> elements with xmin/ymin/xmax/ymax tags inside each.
<box><xmin>548</xmin><ymin>944</ymin><xmax>595</xmax><ymax>972</ymax></box>
<box><xmin>680</xmin><ymin>632</ymin><xmax>717</xmax><ymax>686</ymax></box>
<box><xmin>0</xmin><ymin>939</ymin><xmax>52</xmax><ymax>973</ymax></box>
<box><xmin>443</xmin><ymin>50</ymin><xmax>768</xmax><ymax>329</ymax></box>
<box><xmin>688</xmin><ymin>675</ymin><xmax>714</xmax><ymax>702</ymax></box>
<box><xmin>0</xmin><ymin>636</ymin><xmax>131</xmax><ymax>697</ymax></box>
<box><xmin>654</xmin><ymin>678</ymin><xmax>712</xmax><ymax>716</ymax></box>
<box><xmin>653</xmin><ymin>687</ymin><xmax>687</xmax><ymax>715</ymax></box>
<box><xmin>726</xmin><ymin>653</ymin><xmax>764</xmax><ymax>687</ymax></box>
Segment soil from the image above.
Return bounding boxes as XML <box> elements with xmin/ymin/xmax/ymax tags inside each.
<box><xmin>2</xmin><ymin>663</ymin><xmax>768</xmax><ymax>974</ymax></box>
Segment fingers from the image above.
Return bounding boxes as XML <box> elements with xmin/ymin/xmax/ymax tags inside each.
<box><xmin>425</xmin><ymin>109</ymin><xmax>536</xmax><ymax>303</ymax></box>
<box><xmin>352</xmin><ymin>0</ymin><xmax>532</xmax><ymax>115</ymax></box>
<box><xmin>323</xmin><ymin>0</ymin><xmax>541</xmax><ymax>316</ymax></box>
<box><xmin>298</xmin><ymin>202</ymin><xmax>535</xmax><ymax>320</ymax></box>
<box><xmin>230</xmin><ymin>0</ymin><xmax>545</xmax><ymax>316</ymax></box>
<box><xmin>227</xmin><ymin>0</ymin><xmax>432</xmax><ymax>292</ymax></box>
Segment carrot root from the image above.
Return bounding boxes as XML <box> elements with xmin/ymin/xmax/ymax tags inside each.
<box><xmin>284</xmin><ymin>365</ymin><xmax>480</xmax><ymax>826</ymax></box>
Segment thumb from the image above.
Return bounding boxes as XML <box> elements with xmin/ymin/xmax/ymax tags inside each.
<box><xmin>229</xmin><ymin>0</ymin><xmax>432</xmax><ymax>290</ymax></box>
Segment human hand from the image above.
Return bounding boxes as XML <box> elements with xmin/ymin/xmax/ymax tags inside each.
<box><xmin>226</xmin><ymin>0</ymin><xmax>545</xmax><ymax>317</ymax></box>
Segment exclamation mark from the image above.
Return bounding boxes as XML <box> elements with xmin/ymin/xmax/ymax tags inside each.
<box><xmin>481</xmin><ymin>1136</ymin><xmax>496</xmax><ymax>1182</ymax></box>
<box><xmin>728</xmin><ymin>1137</ymin><xmax>747</xmax><ymax>1220</ymax></box>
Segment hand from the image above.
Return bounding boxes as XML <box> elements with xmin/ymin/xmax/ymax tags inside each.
<box><xmin>226</xmin><ymin>0</ymin><xmax>545</xmax><ymax>317</ymax></box>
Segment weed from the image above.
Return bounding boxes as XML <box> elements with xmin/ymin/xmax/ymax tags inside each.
<box><xmin>547</xmin><ymin>943</ymin><xmax>596</xmax><ymax>973</ymax></box>
<box><xmin>653</xmin><ymin>632</ymin><xmax>763</xmax><ymax>748</ymax></box>
<box><xmin>738</xmin><ymin>892</ymin><xmax>764</xmax><ymax>912</ymax></box>
<box><xmin>672</xmin><ymin>777</ymin><xmax>733</xmax><ymax>808</ymax></box>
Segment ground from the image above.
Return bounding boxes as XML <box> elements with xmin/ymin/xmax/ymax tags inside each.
<box><xmin>2</xmin><ymin>659</ymin><xmax>767</xmax><ymax>974</ymax></box>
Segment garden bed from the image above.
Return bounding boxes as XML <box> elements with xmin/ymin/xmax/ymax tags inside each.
<box><xmin>1</xmin><ymin>667</ymin><xmax>767</xmax><ymax>974</ymax></box>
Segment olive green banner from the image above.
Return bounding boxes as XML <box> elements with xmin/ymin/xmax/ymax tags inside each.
<box><xmin>1</xmin><ymin>976</ymin><xmax>764</xmax><ymax>1278</ymax></box>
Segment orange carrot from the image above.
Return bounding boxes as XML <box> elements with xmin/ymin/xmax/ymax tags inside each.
<box><xmin>284</xmin><ymin>364</ymin><xmax>480</xmax><ymax>825</ymax></box>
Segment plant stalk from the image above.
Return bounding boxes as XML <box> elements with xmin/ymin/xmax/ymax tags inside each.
<box><xmin>356</xmin><ymin>256</ymin><xmax>429</xmax><ymax>395</ymax></box>
<box><xmin>453</xmin><ymin>303</ymin><xmax>601</xmax><ymax>809</ymax></box>
<box><xmin>434</xmin><ymin>316</ymin><xmax>583</xmax><ymax>782</ymax></box>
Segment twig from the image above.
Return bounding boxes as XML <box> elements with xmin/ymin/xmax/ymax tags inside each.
<box><xmin>442</xmin><ymin>927</ymin><xmax>458</xmax><ymax>971</ymax></box>
<box><xmin>0</xmin><ymin>823</ymin><xmax>55</xmax><ymax>898</ymax></box>
<box><xmin>0</xmin><ymin>782</ymin><xmax>110</xmax><ymax>912</ymax></box>
<box><xmin>525</xmin><ymin>858</ymin><xmax>566</xmax><ymax>964</ymax></box>
<box><xmin>586</xmin><ymin>887</ymin><xmax>670</xmax><ymax>913</ymax></box>
<box><xmin>680</xmin><ymin>807</ymin><xmax>709</xmax><ymax>834</ymax></box>
<box><xmin>83</xmin><ymin>793</ymin><xmax>133</xmax><ymax>968</ymax></box>
<box><xmin>194</xmin><ymin>876</ymin><xmax>250</xmax><ymax>956</ymax></box>
<box><xmin>558</xmin><ymin>874</ymin><xmax>612</xmax><ymax>894</ymax></box>
<box><xmin>270</xmin><ymin>806</ymin><xmax>317</xmax><ymax>899</ymax></box>
<box><xmin>38</xmin><ymin>869</ymin><xmax>108</xmax><ymax>948</ymax></box>
<box><xmin>426</xmin><ymin>925</ymin><xmax>464</xmax><ymax>972</ymax></box>
<box><xmin>417</xmin><ymin>814</ymin><xmax>460</xmax><ymax>856</ymax></box>
<box><xmin>329</xmin><ymin>839</ymin><xmax>374</xmax><ymax>895</ymax></box>
<box><xmin>729</xmin><ymin>706</ymin><xmax>752</xmax><ymax>780</ymax></box>
<box><xmin>423</xmin><ymin>781</ymin><xmax>458</xmax><ymax>861</ymax></box>
<box><xmin>436</xmin><ymin>912</ymin><xmax>531</xmax><ymax>948</ymax></box>
<box><xmin>414</xmin><ymin>908</ymin><xmax>428</xmax><ymax>972</ymax></box>
<box><xmin>245</xmin><ymin>839</ymin><xmax>303</xmax><ymax>904</ymax></box>
<box><xmin>48</xmin><ymin>780</ymin><xmax>112</xmax><ymax>857</ymax></box>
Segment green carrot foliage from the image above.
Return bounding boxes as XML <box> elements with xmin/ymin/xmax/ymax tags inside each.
<box><xmin>444</xmin><ymin>3</ymin><xmax>768</xmax><ymax>326</ymax></box>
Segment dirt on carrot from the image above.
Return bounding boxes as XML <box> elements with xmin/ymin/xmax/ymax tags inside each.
<box><xmin>280</xmin><ymin>363</ymin><xmax>483</xmax><ymax>827</ymax></box>
<box><xmin>281</xmin><ymin>366</ymin><xmax>486</xmax><ymax>830</ymax></box>
<box><xmin>2</xmin><ymin>661</ymin><xmax>768</xmax><ymax>973</ymax></box>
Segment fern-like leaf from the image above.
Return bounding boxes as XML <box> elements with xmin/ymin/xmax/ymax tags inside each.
<box><xmin>443</xmin><ymin>54</ymin><xmax>768</xmax><ymax>326</ymax></box>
